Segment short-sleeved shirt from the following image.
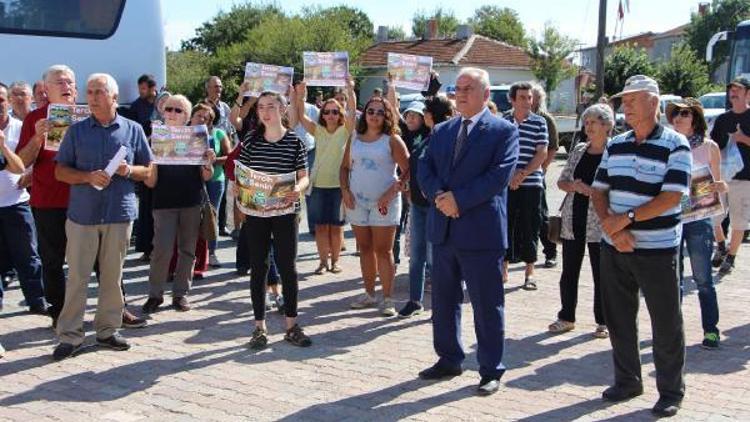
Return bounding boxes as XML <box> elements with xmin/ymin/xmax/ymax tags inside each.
<box><xmin>15</xmin><ymin>105</ymin><xmax>71</xmax><ymax>209</ymax></box>
<box><xmin>311</xmin><ymin>125</ymin><xmax>348</xmax><ymax>188</ymax></box>
<box><xmin>210</xmin><ymin>128</ymin><xmax>227</xmax><ymax>182</ymax></box>
<box><xmin>0</xmin><ymin>117</ymin><xmax>30</xmax><ymax>207</ymax></box>
<box><xmin>294</xmin><ymin>103</ymin><xmax>319</xmax><ymax>152</ymax></box>
<box><xmin>710</xmin><ymin>108</ymin><xmax>750</xmax><ymax>180</ymax></box>
<box><xmin>504</xmin><ymin>111</ymin><xmax>548</xmax><ymax>187</ymax></box>
<box><xmin>592</xmin><ymin>124</ymin><xmax>692</xmax><ymax>252</ymax></box>
<box><xmin>55</xmin><ymin>114</ymin><xmax>153</xmax><ymax>225</ymax></box>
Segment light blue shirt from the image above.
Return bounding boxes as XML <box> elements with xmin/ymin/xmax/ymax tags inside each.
<box><xmin>294</xmin><ymin>102</ymin><xmax>319</xmax><ymax>151</ymax></box>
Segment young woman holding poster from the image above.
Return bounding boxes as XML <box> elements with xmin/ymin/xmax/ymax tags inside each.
<box><xmin>235</xmin><ymin>91</ymin><xmax>311</xmax><ymax>349</ymax></box>
<box><xmin>290</xmin><ymin>77</ymin><xmax>356</xmax><ymax>275</ymax></box>
<box><xmin>340</xmin><ymin>87</ymin><xmax>410</xmax><ymax>317</ymax></box>
<box><xmin>142</xmin><ymin>95</ymin><xmax>215</xmax><ymax>314</ymax></box>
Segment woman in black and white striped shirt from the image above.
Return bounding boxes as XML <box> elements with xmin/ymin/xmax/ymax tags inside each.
<box><xmin>235</xmin><ymin>91</ymin><xmax>311</xmax><ymax>349</ymax></box>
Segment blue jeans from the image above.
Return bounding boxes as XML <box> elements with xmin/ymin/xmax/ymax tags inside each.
<box><xmin>206</xmin><ymin>179</ymin><xmax>225</xmax><ymax>253</ymax></box>
<box><xmin>679</xmin><ymin>219</ymin><xmax>719</xmax><ymax>334</ymax></box>
<box><xmin>408</xmin><ymin>204</ymin><xmax>431</xmax><ymax>303</ymax></box>
<box><xmin>0</xmin><ymin>202</ymin><xmax>45</xmax><ymax>308</ymax></box>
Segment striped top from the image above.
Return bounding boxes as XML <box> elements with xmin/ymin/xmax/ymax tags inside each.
<box><xmin>592</xmin><ymin>124</ymin><xmax>692</xmax><ymax>252</ymax></box>
<box><xmin>504</xmin><ymin>111</ymin><xmax>548</xmax><ymax>187</ymax></box>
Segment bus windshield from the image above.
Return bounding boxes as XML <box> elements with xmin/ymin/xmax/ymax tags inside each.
<box><xmin>0</xmin><ymin>0</ymin><xmax>124</xmax><ymax>39</ymax></box>
<box><xmin>731</xmin><ymin>33</ymin><xmax>750</xmax><ymax>80</ymax></box>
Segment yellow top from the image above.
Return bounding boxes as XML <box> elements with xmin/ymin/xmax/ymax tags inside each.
<box><xmin>312</xmin><ymin>125</ymin><xmax>350</xmax><ymax>188</ymax></box>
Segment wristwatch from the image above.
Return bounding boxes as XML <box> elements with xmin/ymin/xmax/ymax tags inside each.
<box><xmin>626</xmin><ymin>209</ymin><xmax>636</xmax><ymax>224</ymax></box>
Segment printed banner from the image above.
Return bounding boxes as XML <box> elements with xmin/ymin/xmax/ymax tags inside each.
<box><xmin>234</xmin><ymin>160</ymin><xmax>296</xmax><ymax>217</ymax></box>
<box><xmin>681</xmin><ymin>165</ymin><xmax>724</xmax><ymax>224</ymax></box>
<box><xmin>150</xmin><ymin>124</ymin><xmax>210</xmax><ymax>165</ymax></box>
<box><xmin>303</xmin><ymin>51</ymin><xmax>349</xmax><ymax>87</ymax></box>
<box><xmin>46</xmin><ymin>104</ymin><xmax>90</xmax><ymax>151</ymax></box>
<box><xmin>387</xmin><ymin>53</ymin><xmax>433</xmax><ymax>91</ymax></box>
<box><xmin>243</xmin><ymin>62</ymin><xmax>294</xmax><ymax>97</ymax></box>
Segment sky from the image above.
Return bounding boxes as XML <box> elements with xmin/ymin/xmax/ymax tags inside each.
<box><xmin>162</xmin><ymin>0</ymin><xmax>704</xmax><ymax>51</ymax></box>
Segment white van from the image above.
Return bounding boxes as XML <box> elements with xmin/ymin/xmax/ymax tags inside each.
<box><xmin>0</xmin><ymin>0</ymin><xmax>166</xmax><ymax>104</ymax></box>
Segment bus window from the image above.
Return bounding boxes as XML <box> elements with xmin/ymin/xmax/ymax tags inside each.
<box><xmin>731</xmin><ymin>37</ymin><xmax>750</xmax><ymax>80</ymax></box>
<box><xmin>0</xmin><ymin>0</ymin><xmax>124</xmax><ymax>39</ymax></box>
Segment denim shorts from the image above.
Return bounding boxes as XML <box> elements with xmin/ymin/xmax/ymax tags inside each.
<box><xmin>308</xmin><ymin>187</ymin><xmax>345</xmax><ymax>226</ymax></box>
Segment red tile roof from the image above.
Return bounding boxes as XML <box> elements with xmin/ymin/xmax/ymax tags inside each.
<box><xmin>359</xmin><ymin>35</ymin><xmax>532</xmax><ymax>69</ymax></box>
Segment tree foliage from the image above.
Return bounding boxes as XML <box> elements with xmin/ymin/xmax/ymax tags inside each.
<box><xmin>603</xmin><ymin>45</ymin><xmax>656</xmax><ymax>96</ymax></box>
<box><xmin>180</xmin><ymin>3</ymin><xmax>283</xmax><ymax>53</ymax></box>
<box><xmin>166</xmin><ymin>50</ymin><xmax>211</xmax><ymax>102</ymax></box>
<box><xmin>468</xmin><ymin>6</ymin><xmax>526</xmax><ymax>47</ymax></box>
<box><xmin>526</xmin><ymin>25</ymin><xmax>578</xmax><ymax>95</ymax></box>
<box><xmin>411</xmin><ymin>7</ymin><xmax>460</xmax><ymax>38</ymax></box>
<box><xmin>656</xmin><ymin>43</ymin><xmax>712</xmax><ymax>97</ymax></box>
<box><xmin>387</xmin><ymin>26</ymin><xmax>407</xmax><ymax>41</ymax></box>
<box><xmin>685</xmin><ymin>0</ymin><xmax>750</xmax><ymax>74</ymax></box>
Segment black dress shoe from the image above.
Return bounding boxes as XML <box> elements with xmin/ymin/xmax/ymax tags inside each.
<box><xmin>418</xmin><ymin>364</ymin><xmax>463</xmax><ymax>380</ymax></box>
<box><xmin>477</xmin><ymin>377</ymin><xmax>500</xmax><ymax>396</ymax></box>
<box><xmin>602</xmin><ymin>384</ymin><xmax>644</xmax><ymax>402</ymax></box>
<box><xmin>652</xmin><ymin>397</ymin><xmax>681</xmax><ymax>417</ymax></box>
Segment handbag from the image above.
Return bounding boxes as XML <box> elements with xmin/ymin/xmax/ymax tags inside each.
<box><xmin>199</xmin><ymin>187</ymin><xmax>218</xmax><ymax>242</ymax></box>
<box><xmin>547</xmin><ymin>194</ymin><xmax>570</xmax><ymax>244</ymax></box>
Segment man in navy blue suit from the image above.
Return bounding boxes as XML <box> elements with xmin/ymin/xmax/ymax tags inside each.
<box><xmin>417</xmin><ymin>67</ymin><xmax>519</xmax><ymax>395</ymax></box>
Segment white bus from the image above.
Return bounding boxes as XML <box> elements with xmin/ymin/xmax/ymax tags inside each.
<box><xmin>0</xmin><ymin>0</ymin><xmax>166</xmax><ymax>104</ymax></box>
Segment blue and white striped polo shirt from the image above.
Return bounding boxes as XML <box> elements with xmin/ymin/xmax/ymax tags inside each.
<box><xmin>592</xmin><ymin>124</ymin><xmax>692</xmax><ymax>252</ymax></box>
<box><xmin>504</xmin><ymin>111</ymin><xmax>548</xmax><ymax>187</ymax></box>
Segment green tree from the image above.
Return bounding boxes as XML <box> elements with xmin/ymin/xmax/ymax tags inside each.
<box><xmin>657</xmin><ymin>43</ymin><xmax>712</xmax><ymax>97</ymax></box>
<box><xmin>525</xmin><ymin>25</ymin><xmax>578</xmax><ymax>96</ymax></box>
<box><xmin>686</xmin><ymin>0</ymin><xmax>750</xmax><ymax>74</ymax></box>
<box><xmin>166</xmin><ymin>50</ymin><xmax>211</xmax><ymax>103</ymax></box>
<box><xmin>180</xmin><ymin>3</ymin><xmax>283</xmax><ymax>53</ymax></box>
<box><xmin>412</xmin><ymin>7</ymin><xmax>460</xmax><ymax>38</ymax></box>
<box><xmin>310</xmin><ymin>6</ymin><xmax>374</xmax><ymax>41</ymax></box>
<box><xmin>387</xmin><ymin>26</ymin><xmax>407</xmax><ymax>41</ymax></box>
<box><xmin>468</xmin><ymin>6</ymin><xmax>525</xmax><ymax>46</ymax></box>
<box><xmin>603</xmin><ymin>45</ymin><xmax>656</xmax><ymax>96</ymax></box>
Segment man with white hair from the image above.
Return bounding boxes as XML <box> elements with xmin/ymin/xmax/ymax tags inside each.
<box><xmin>52</xmin><ymin>73</ymin><xmax>153</xmax><ymax>361</ymax></box>
<box><xmin>591</xmin><ymin>75</ymin><xmax>690</xmax><ymax>417</ymax></box>
<box><xmin>418</xmin><ymin>67</ymin><xmax>519</xmax><ymax>396</ymax></box>
<box><xmin>8</xmin><ymin>81</ymin><xmax>32</xmax><ymax>121</ymax></box>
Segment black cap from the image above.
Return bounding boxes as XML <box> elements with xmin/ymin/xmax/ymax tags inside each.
<box><xmin>727</xmin><ymin>76</ymin><xmax>750</xmax><ymax>90</ymax></box>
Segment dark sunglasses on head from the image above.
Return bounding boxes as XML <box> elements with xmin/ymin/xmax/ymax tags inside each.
<box><xmin>366</xmin><ymin>108</ymin><xmax>385</xmax><ymax>116</ymax></box>
<box><xmin>165</xmin><ymin>106</ymin><xmax>184</xmax><ymax>114</ymax></box>
<box><xmin>671</xmin><ymin>108</ymin><xmax>692</xmax><ymax>119</ymax></box>
<box><xmin>322</xmin><ymin>109</ymin><xmax>340</xmax><ymax>116</ymax></box>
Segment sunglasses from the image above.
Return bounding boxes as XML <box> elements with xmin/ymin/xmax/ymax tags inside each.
<box><xmin>671</xmin><ymin>109</ymin><xmax>692</xmax><ymax>119</ymax></box>
<box><xmin>366</xmin><ymin>108</ymin><xmax>385</xmax><ymax>117</ymax></box>
<box><xmin>322</xmin><ymin>109</ymin><xmax>340</xmax><ymax>116</ymax></box>
<box><xmin>164</xmin><ymin>106</ymin><xmax>184</xmax><ymax>114</ymax></box>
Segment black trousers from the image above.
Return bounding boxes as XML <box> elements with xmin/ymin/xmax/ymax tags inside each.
<box><xmin>506</xmin><ymin>186</ymin><xmax>542</xmax><ymax>264</ymax></box>
<box><xmin>392</xmin><ymin>195</ymin><xmax>410</xmax><ymax>264</ymax></box>
<box><xmin>600</xmin><ymin>244</ymin><xmax>685</xmax><ymax>402</ymax></box>
<box><xmin>32</xmin><ymin>207</ymin><xmax>67</xmax><ymax>320</ymax></box>
<box><xmin>558</xmin><ymin>238</ymin><xmax>603</xmax><ymax>324</ymax></box>
<box><xmin>539</xmin><ymin>178</ymin><xmax>557</xmax><ymax>259</ymax></box>
<box><xmin>134</xmin><ymin>183</ymin><xmax>153</xmax><ymax>255</ymax></box>
<box><xmin>245</xmin><ymin>213</ymin><xmax>299</xmax><ymax>320</ymax></box>
<box><xmin>218</xmin><ymin>179</ymin><xmax>228</xmax><ymax>232</ymax></box>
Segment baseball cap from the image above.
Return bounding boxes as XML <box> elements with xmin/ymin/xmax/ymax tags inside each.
<box><xmin>727</xmin><ymin>76</ymin><xmax>750</xmax><ymax>90</ymax></box>
<box><xmin>404</xmin><ymin>101</ymin><xmax>425</xmax><ymax>116</ymax></box>
<box><xmin>610</xmin><ymin>75</ymin><xmax>660</xmax><ymax>98</ymax></box>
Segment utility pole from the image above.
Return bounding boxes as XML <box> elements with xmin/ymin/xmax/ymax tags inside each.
<box><xmin>596</xmin><ymin>0</ymin><xmax>607</xmax><ymax>100</ymax></box>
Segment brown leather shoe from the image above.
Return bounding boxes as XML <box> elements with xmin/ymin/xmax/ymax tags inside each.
<box><xmin>172</xmin><ymin>297</ymin><xmax>192</xmax><ymax>312</ymax></box>
<box><xmin>122</xmin><ymin>308</ymin><xmax>147</xmax><ymax>328</ymax></box>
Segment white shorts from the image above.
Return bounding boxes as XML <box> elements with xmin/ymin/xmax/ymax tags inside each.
<box><xmin>345</xmin><ymin>195</ymin><xmax>402</xmax><ymax>227</ymax></box>
<box><xmin>728</xmin><ymin>180</ymin><xmax>750</xmax><ymax>230</ymax></box>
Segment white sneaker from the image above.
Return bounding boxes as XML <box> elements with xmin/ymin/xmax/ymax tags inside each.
<box><xmin>381</xmin><ymin>298</ymin><xmax>397</xmax><ymax>317</ymax></box>
<box><xmin>350</xmin><ymin>292</ymin><xmax>377</xmax><ymax>309</ymax></box>
<box><xmin>209</xmin><ymin>254</ymin><xmax>221</xmax><ymax>268</ymax></box>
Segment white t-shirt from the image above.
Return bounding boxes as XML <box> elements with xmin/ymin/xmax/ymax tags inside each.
<box><xmin>294</xmin><ymin>102</ymin><xmax>319</xmax><ymax>152</ymax></box>
<box><xmin>0</xmin><ymin>117</ymin><xmax>30</xmax><ymax>207</ymax></box>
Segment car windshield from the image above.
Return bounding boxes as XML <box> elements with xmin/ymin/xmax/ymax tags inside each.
<box><xmin>700</xmin><ymin>95</ymin><xmax>726</xmax><ymax>109</ymax></box>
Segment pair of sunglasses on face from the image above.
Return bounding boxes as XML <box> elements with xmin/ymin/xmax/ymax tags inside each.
<box><xmin>366</xmin><ymin>108</ymin><xmax>385</xmax><ymax>117</ymax></box>
<box><xmin>671</xmin><ymin>109</ymin><xmax>692</xmax><ymax>119</ymax></box>
<box><xmin>164</xmin><ymin>106</ymin><xmax>184</xmax><ymax>114</ymax></box>
<box><xmin>322</xmin><ymin>109</ymin><xmax>340</xmax><ymax>116</ymax></box>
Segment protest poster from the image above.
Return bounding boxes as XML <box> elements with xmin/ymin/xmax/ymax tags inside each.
<box><xmin>150</xmin><ymin>124</ymin><xmax>209</xmax><ymax>165</ymax></box>
<box><xmin>681</xmin><ymin>165</ymin><xmax>724</xmax><ymax>224</ymax></box>
<box><xmin>46</xmin><ymin>104</ymin><xmax>90</xmax><ymax>151</ymax></box>
<box><xmin>387</xmin><ymin>53</ymin><xmax>433</xmax><ymax>91</ymax></box>
<box><xmin>303</xmin><ymin>51</ymin><xmax>349</xmax><ymax>87</ymax></box>
<box><xmin>234</xmin><ymin>160</ymin><xmax>296</xmax><ymax>217</ymax></box>
<box><xmin>243</xmin><ymin>62</ymin><xmax>294</xmax><ymax>97</ymax></box>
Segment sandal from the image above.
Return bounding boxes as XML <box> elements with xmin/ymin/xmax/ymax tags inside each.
<box><xmin>522</xmin><ymin>277</ymin><xmax>538</xmax><ymax>291</ymax></box>
<box><xmin>314</xmin><ymin>262</ymin><xmax>328</xmax><ymax>275</ymax></box>
<box><xmin>548</xmin><ymin>319</ymin><xmax>575</xmax><ymax>333</ymax></box>
<box><xmin>593</xmin><ymin>324</ymin><xmax>609</xmax><ymax>339</ymax></box>
<box><xmin>329</xmin><ymin>262</ymin><xmax>343</xmax><ymax>273</ymax></box>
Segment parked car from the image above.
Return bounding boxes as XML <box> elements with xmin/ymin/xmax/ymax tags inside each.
<box><xmin>699</xmin><ymin>92</ymin><xmax>726</xmax><ymax>131</ymax></box>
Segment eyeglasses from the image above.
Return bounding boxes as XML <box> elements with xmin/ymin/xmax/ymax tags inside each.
<box><xmin>164</xmin><ymin>107</ymin><xmax>184</xmax><ymax>114</ymax></box>
<box><xmin>322</xmin><ymin>109</ymin><xmax>340</xmax><ymax>116</ymax></box>
<box><xmin>366</xmin><ymin>108</ymin><xmax>385</xmax><ymax>117</ymax></box>
<box><xmin>671</xmin><ymin>109</ymin><xmax>692</xmax><ymax>119</ymax></box>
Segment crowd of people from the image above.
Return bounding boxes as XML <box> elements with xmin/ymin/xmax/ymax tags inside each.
<box><xmin>1</xmin><ymin>61</ymin><xmax>749</xmax><ymax>418</ymax></box>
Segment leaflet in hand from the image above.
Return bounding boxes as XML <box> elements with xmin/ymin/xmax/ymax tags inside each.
<box><xmin>681</xmin><ymin>165</ymin><xmax>724</xmax><ymax>224</ymax></box>
<box><xmin>243</xmin><ymin>62</ymin><xmax>294</xmax><ymax>97</ymax></box>
<box><xmin>387</xmin><ymin>53</ymin><xmax>433</xmax><ymax>91</ymax></box>
<box><xmin>46</xmin><ymin>103</ymin><xmax>90</xmax><ymax>151</ymax></box>
<box><xmin>234</xmin><ymin>160</ymin><xmax>296</xmax><ymax>217</ymax></box>
<box><xmin>303</xmin><ymin>52</ymin><xmax>348</xmax><ymax>87</ymax></box>
<box><xmin>150</xmin><ymin>124</ymin><xmax>209</xmax><ymax>165</ymax></box>
<box><xmin>94</xmin><ymin>145</ymin><xmax>128</xmax><ymax>191</ymax></box>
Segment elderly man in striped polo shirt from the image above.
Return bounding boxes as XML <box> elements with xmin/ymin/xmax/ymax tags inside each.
<box><xmin>591</xmin><ymin>75</ymin><xmax>692</xmax><ymax>417</ymax></box>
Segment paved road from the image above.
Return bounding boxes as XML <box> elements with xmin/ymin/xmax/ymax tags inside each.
<box><xmin>0</xmin><ymin>157</ymin><xmax>748</xmax><ymax>421</ymax></box>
